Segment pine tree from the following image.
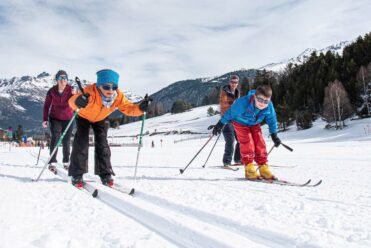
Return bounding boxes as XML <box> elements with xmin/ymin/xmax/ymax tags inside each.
<box><xmin>171</xmin><ymin>100</ymin><xmax>192</xmax><ymax>114</ymax></box>
<box><xmin>240</xmin><ymin>77</ymin><xmax>250</xmax><ymax>96</ymax></box>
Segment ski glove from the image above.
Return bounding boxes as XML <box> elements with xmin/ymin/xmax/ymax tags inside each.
<box><xmin>208</xmin><ymin>121</ymin><xmax>224</xmax><ymax>136</ymax></box>
<box><xmin>75</xmin><ymin>93</ymin><xmax>90</xmax><ymax>108</ymax></box>
<box><xmin>139</xmin><ymin>94</ymin><xmax>152</xmax><ymax>112</ymax></box>
<box><xmin>271</xmin><ymin>133</ymin><xmax>281</xmax><ymax>147</ymax></box>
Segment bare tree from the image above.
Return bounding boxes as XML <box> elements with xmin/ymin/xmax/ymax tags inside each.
<box><xmin>323</xmin><ymin>79</ymin><xmax>354</xmax><ymax>129</ymax></box>
<box><xmin>356</xmin><ymin>65</ymin><xmax>371</xmax><ymax>116</ymax></box>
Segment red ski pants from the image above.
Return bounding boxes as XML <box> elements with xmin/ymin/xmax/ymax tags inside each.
<box><xmin>232</xmin><ymin>121</ymin><xmax>267</xmax><ymax>165</ymax></box>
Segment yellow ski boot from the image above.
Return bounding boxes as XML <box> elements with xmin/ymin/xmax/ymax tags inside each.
<box><xmin>245</xmin><ymin>163</ymin><xmax>260</xmax><ymax>180</ymax></box>
<box><xmin>258</xmin><ymin>164</ymin><xmax>276</xmax><ymax>180</ymax></box>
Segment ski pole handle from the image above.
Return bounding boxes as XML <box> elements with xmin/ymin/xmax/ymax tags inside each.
<box><xmin>75</xmin><ymin>77</ymin><xmax>85</xmax><ymax>94</ymax></box>
<box><xmin>281</xmin><ymin>142</ymin><xmax>293</xmax><ymax>152</ymax></box>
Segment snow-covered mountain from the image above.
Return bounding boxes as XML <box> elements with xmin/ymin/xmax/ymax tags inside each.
<box><xmin>0</xmin><ymin>72</ymin><xmax>142</xmax><ymax>133</ymax></box>
<box><xmin>259</xmin><ymin>41</ymin><xmax>351</xmax><ymax>72</ymax></box>
<box><xmin>149</xmin><ymin>69</ymin><xmax>257</xmax><ymax>112</ymax></box>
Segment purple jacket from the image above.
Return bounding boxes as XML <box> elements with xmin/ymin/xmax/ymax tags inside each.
<box><xmin>43</xmin><ymin>85</ymin><xmax>74</xmax><ymax>121</ymax></box>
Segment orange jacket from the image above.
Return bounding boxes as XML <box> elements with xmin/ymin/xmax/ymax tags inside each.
<box><xmin>69</xmin><ymin>84</ymin><xmax>143</xmax><ymax>123</ymax></box>
<box><xmin>219</xmin><ymin>85</ymin><xmax>240</xmax><ymax>116</ymax></box>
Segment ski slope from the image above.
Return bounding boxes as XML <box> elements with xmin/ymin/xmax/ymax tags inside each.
<box><xmin>1</xmin><ymin>105</ymin><xmax>371</xmax><ymax>248</ymax></box>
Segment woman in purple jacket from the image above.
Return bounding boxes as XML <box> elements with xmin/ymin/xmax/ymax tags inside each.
<box><xmin>42</xmin><ymin>70</ymin><xmax>75</xmax><ymax>172</ymax></box>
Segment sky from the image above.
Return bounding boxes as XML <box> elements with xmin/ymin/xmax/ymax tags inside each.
<box><xmin>0</xmin><ymin>0</ymin><xmax>370</xmax><ymax>95</ymax></box>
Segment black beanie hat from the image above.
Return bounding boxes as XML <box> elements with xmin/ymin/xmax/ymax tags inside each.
<box><xmin>55</xmin><ymin>70</ymin><xmax>68</xmax><ymax>80</ymax></box>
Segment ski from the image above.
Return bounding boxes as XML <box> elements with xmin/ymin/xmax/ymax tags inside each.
<box><xmin>251</xmin><ymin>178</ymin><xmax>312</xmax><ymax>187</ymax></box>
<box><xmin>54</xmin><ymin>167</ymin><xmax>99</xmax><ymax>197</ymax></box>
<box><xmin>104</xmin><ymin>184</ymin><xmax>135</xmax><ymax>195</ymax></box>
<box><xmin>306</xmin><ymin>180</ymin><xmax>322</xmax><ymax>187</ymax></box>
<box><xmin>269</xmin><ymin>164</ymin><xmax>299</xmax><ymax>168</ymax></box>
<box><xmin>73</xmin><ymin>183</ymin><xmax>99</xmax><ymax>198</ymax></box>
<box><xmin>226</xmin><ymin>163</ymin><xmax>243</xmax><ymax>167</ymax></box>
<box><xmin>237</xmin><ymin>178</ymin><xmax>320</xmax><ymax>187</ymax></box>
<box><xmin>221</xmin><ymin>166</ymin><xmax>239</xmax><ymax>171</ymax></box>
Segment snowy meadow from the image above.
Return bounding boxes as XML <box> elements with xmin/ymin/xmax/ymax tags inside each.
<box><xmin>1</xmin><ymin>105</ymin><xmax>371</xmax><ymax>248</ymax></box>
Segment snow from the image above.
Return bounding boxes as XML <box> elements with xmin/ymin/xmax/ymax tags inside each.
<box><xmin>1</xmin><ymin>105</ymin><xmax>371</xmax><ymax>247</ymax></box>
<box><xmin>259</xmin><ymin>41</ymin><xmax>351</xmax><ymax>72</ymax></box>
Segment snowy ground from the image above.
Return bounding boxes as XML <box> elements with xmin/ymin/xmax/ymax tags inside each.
<box><xmin>1</xmin><ymin>105</ymin><xmax>371</xmax><ymax>247</ymax></box>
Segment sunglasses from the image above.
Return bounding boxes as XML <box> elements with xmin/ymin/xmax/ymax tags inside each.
<box><xmin>255</xmin><ymin>95</ymin><xmax>270</xmax><ymax>104</ymax></box>
<box><xmin>230</xmin><ymin>80</ymin><xmax>239</xmax><ymax>84</ymax></box>
<box><xmin>57</xmin><ymin>75</ymin><xmax>68</xmax><ymax>81</ymax></box>
<box><xmin>102</xmin><ymin>85</ymin><xmax>118</xmax><ymax>91</ymax></box>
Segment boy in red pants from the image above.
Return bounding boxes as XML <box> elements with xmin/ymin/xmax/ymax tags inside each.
<box><xmin>210</xmin><ymin>85</ymin><xmax>281</xmax><ymax>180</ymax></box>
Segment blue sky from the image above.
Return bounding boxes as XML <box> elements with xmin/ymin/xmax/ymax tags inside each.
<box><xmin>0</xmin><ymin>0</ymin><xmax>370</xmax><ymax>95</ymax></box>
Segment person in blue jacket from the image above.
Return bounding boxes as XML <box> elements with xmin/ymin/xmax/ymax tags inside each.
<box><xmin>209</xmin><ymin>85</ymin><xmax>281</xmax><ymax>180</ymax></box>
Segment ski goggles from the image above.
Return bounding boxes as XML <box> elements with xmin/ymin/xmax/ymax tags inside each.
<box><xmin>57</xmin><ymin>75</ymin><xmax>68</xmax><ymax>81</ymax></box>
<box><xmin>102</xmin><ymin>85</ymin><xmax>118</xmax><ymax>91</ymax></box>
<box><xmin>255</xmin><ymin>95</ymin><xmax>270</xmax><ymax>104</ymax></box>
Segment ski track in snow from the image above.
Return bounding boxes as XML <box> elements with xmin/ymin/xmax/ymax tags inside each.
<box><xmin>25</xmin><ymin>152</ymin><xmax>301</xmax><ymax>248</ymax></box>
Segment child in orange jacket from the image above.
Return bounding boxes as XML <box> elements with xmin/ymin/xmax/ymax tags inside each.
<box><xmin>68</xmin><ymin>69</ymin><xmax>149</xmax><ymax>188</ymax></box>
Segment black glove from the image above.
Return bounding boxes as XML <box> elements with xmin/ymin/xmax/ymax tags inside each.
<box><xmin>207</xmin><ymin>121</ymin><xmax>224</xmax><ymax>136</ymax></box>
<box><xmin>271</xmin><ymin>133</ymin><xmax>281</xmax><ymax>147</ymax></box>
<box><xmin>139</xmin><ymin>94</ymin><xmax>152</xmax><ymax>112</ymax></box>
<box><xmin>75</xmin><ymin>93</ymin><xmax>90</xmax><ymax>108</ymax></box>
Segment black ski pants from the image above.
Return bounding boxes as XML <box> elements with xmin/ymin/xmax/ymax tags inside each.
<box><xmin>68</xmin><ymin>116</ymin><xmax>113</xmax><ymax>177</ymax></box>
<box><xmin>49</xmin><ymin>117</ymin><xmax>73</xmax><ymax>163</ymax></box>
<box><xmin>222</xmin><ymin>122</ymin><xmax>241</xmax><ymax>164</ymax></box>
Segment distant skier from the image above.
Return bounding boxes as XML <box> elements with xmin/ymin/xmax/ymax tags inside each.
<box><xmin>209</xmin><ymin>85</ymin><xmax>281</xmax><ymax>180</ymax></box>
<box><xmin>151</xmin><ymin>140</ymin><xmax>155</xmax><ymax>148</ymax></box>
<box><xmin>68</xmin><ymin>69</ymin><xmax>149</xmax><ymax>188</ymax></box>
<box><xmin>218</xmin><ymin>75</ymin><xmax>241</xmax><ymax>167</ymax></box>
<box><xmin>42</xmin><ymin>70</ymin><xmax>75</xmax><ymax>172</ymax></box>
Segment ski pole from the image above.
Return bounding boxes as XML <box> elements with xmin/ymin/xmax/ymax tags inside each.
<box><xmin>267</xmin><ymin>142</ymin><xmax>293</xmax><ymax>158</ymax></box>
<box><xmin>180</xmin><ymin>135</ymin><xmax>214</xmax><ymax>174</ymax></box>
<box><xmin>35</xmin><ymin>145</ymin><xmax>42</xmax><ymax>165</ymax></box>
<box><xmin>281</xmin><ymin>142</ymin><xmax>293</xmax><ymax>152</ymax></box>
<box><xmin>133</xmin><ymin>94</ymin><xmax>151</xmax><ymax>183</ymax></box>
<box><xmin>202</xmin><ymin>132</ymin><xmax>222</xmax><ymax>168</ymax></box>
<box><xmin>267</xmin><ymin>145</ymin><xmax>275</xmax><ymax>156</ymax></box>
<box><xmin>33</xmin><ymin>110</ymin><xmax>79</xmax><ymax>182</ymax></box>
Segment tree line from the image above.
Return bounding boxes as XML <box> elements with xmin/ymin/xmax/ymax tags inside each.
<box><xmin>241</xmin><ymin>32</ymin><xmax>371</xmax><ymax>130</ymax></box>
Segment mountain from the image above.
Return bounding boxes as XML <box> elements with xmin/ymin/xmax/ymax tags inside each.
<box><xmin>259</xmin><ymin>41</ymin><xmax>351</xmax><ymax>72</ymax></box>
<box><xmin>0</xmin><ymin>73</ymin><xmax>142</xmax><ymax>134</ymax></box>
<box><xmin>149</xmin><ymin>69</ymin><xmax>257</xmax><ymax>112</ymax></box>
<box><xmin>0</xmin><ymin>40</ymin><xmax>353</xmax><ymax>134</ymax></box>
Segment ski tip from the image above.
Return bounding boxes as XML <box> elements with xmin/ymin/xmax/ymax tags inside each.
<box><xmin>312</xmin><ymin>180</ymin><xmax>322</xmax><ymax>187</ymax></box>
<box><xmin>92</xmin><ymin>189</ymin><xmax>98</xmax><ymax>198</ymax></box>
<box><xmin>129</xmin><ymin>188</ymin><xmax>135</xmax><ymax>195</ymax></box>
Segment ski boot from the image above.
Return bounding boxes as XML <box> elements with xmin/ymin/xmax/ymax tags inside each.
<box><xmin>258</xmin><ymin>164</ymin><xmax>277</xmax><ymax>180</ymax></box>
<box><xmin>223</xmin><ymin>162</ymin><xmax>231</xmax><ymax>168</ymax></box>
<box><xmin>100</xmin><ymin>174</ymin><xmax>114</xmax><ymax>187</ymax></box>
<box><xmin>245</xmin><ymin>163</ymin><xmax>261</xmax><ymax>180</ymax></box>
<box><xmin>71</xmin><ymin>175</ymin><xmax>84</xmax><ymax>189</ymax></box>
<box><xmin>48</xmin><ymin>163</ymin><xmax>57</xmax><ymax>174</ymax></box>
<box><xmin>63</xmin><ymin>162</ymin><xmax>69</xmax><ymax>170</ymax></box>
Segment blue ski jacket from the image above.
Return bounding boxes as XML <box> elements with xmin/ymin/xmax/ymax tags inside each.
<box><xmin>220</xmin><ymin>90</ymin><xmax>278</xmax><ymax>134</ymax></box>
